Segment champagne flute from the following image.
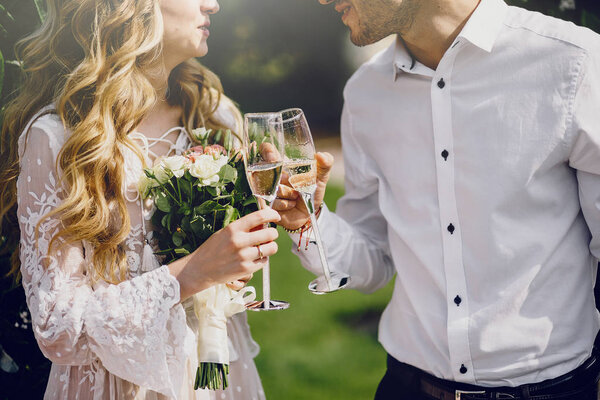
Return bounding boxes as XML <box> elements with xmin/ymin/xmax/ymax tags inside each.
<box><xmin>278</xmin><ymin>108</ymin><xmax>350</xmax><ymax>294</ymax></box>
<box><xmin>243</xmin><ymin>113</ymin><xmax>289</xmax><ymax>311</ymax></box>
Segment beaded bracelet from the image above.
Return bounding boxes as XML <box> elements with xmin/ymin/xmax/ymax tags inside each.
<box><xmin>283</xmin><ymin>202</ymin><xmax>324</xmax><ymax>234</ymax></box>
<box><xmin>283</xmin><ymin>203</ymin><xmax>324</xmax><ymax>251</ymax></box>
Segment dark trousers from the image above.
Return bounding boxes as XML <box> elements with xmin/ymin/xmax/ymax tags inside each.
<box><xmin>374</xmin><ymin>354</ymin><xmax>600</xmax><ymax>400</ymax></box>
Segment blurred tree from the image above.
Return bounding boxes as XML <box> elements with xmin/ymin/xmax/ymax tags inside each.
<box><xmin>202</xmin><ymin>0</ymin><xmax>350</xmax><ymax>132</ymax></box>
<box><xmin>0</xmin><ymin>2</ymin><xmax>52</xmax><ymax>399</ymax></box>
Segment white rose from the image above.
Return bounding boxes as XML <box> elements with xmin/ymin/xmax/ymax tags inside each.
<box><xmin>161</xmin><ymin>155</ymin><xmax>188</xmax><ymax>178</ymax></box>
<box><xmin>189</xmin><ymin>154</ymin><xmax>228</xmax><ymax>185</ymax></box>
<box><xmin>138</xmin><ymin>174</ymin><xmax>157</xmax><ymax>198</ymax></box>
<box><xmin>152</xmin><ymin>164</ymin><xmax>170</xmax><ymax>184</ymax></box>
<box><xmin>191</xmin><ymin>127</ymin><xmax>211</xmax><ymax>142</ymax></box>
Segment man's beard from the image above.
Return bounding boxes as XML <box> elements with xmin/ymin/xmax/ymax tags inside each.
<box><xmin>349</xmin><ymin>0</ymin><xmax>417</xmax><ymax>46</ymax></box>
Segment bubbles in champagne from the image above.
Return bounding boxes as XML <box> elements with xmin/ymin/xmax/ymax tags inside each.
<box><xmin>285</xmin><ymin>159</ymin><xmax>317</xmax><ymax>194</ymax></box>
<box><xmin>247</xmin><ymin>162</ymin><xmax>283</xmax><ymax>203</ymax></box>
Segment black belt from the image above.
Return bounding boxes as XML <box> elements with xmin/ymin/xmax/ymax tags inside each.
<box><xmin>386</xmin><ymin>349</ymin><xmax>600</xmax><ymax>400</ymax></box>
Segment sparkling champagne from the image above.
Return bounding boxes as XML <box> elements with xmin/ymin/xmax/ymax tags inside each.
<box><xmin>285</xmin><ymin>159</ymin><xmax>317</xmax><ymax>194</ymax></box>
<box><xmin>247</xmin><ymin>162</ymin><xmax>283</xmax><ymax>203</ymax></box>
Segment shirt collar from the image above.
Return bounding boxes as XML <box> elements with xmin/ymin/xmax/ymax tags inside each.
<box><xmin>458</xmin><ymin>0</ymin><xmax>508</xmax><ymax>52</ymax></box>
<box><xmin>393</xmin><ymin>0</ymin><xmax>509</xmax><ymax>81</ymax></box>
<box><xmin>393</xmin><ymin>36</ymin><xmax>415</xmax><ymax>81</ymax></box>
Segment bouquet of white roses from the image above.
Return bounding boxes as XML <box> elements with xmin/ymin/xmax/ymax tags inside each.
<box><xmin>139</xmin><ymin>128</ymin><xmax>258</xmax><ymax>391</ymax></box>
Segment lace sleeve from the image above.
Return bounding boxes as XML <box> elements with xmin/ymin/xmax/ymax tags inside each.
<box><xmin>17</xmin><ymin>121</ymin><xmax>188</xmax><ymax>397</ymax></box>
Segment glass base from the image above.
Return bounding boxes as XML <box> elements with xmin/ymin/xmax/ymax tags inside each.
<box><xmin>246</xmin><ymin>300</ymin><xmax>290</xmax><ymax>311</ymax></box>
<box><xmin>308</xmin><ymin>272</ymin><xmax>350</xmax><ymax>294</ymax></box>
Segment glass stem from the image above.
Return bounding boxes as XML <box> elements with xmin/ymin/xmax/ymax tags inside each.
<box><xmin>262</xmin><ymin>258</ymin><xmax>271</xmax><ymax>310</ymax></box>
<box><xmin>258</xmin><ymin>198</ymin><xmax>271</xmax><ymax>309</ymax></box>
<box><xmin>300</xmin><ymin>192</ymin><xmax>334</xmax><ymax>291</ymax></box>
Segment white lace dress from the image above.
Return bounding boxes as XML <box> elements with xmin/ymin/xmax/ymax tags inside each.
<box><xmin>16</xmin><ymin>106</ymin><xmax>266</xmax><ymax>400</ymax></box>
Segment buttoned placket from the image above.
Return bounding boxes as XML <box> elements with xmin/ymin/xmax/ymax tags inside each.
<box><xmin>430</xmin><ymin>40</ymin><xmax>476</xmax><ymax>383</ymax></box>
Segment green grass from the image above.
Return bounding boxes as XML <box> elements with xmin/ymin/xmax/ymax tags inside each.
<box><xmin>246</xmin><ymin>184</ymin><xmax>394</xmax><ymax>399</ymax></box>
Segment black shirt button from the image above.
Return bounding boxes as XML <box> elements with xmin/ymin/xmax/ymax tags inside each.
<box><xmin>447</xmin><ymin>223</ymin><xmax>455</xmax><ymax>234</ymax></box>
<box><xmin>441</xmin><ymin>150</ymin><xmax>449</xmax><ymax>160</ymax></box>
<box><xmin>460</xmin><ymin>364</ymin><xmax>468</xmax><ymax>374</ymax></box>
<box><xmin>437</xmin><ymin>78</ymin><xmax>445</xmax><ymax>89</ymax></box>
<box><xmin>454</xmin><ymin>295</ymin><xmax>462</xmax><ymax>306</ymax></box>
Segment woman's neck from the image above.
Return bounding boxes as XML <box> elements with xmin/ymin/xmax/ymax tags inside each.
<box><xmin>137</xmin><ymin>100</ymin><xmax>182</xmax><ymax>138</ymax></box>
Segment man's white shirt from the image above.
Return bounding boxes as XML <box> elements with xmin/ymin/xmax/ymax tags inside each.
<box><xmin>293</xmin><ymin>0</ymin><xmax>600</xmax><ymax>387</ymax></box>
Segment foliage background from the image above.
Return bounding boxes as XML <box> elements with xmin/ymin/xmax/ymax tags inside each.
<box><xmin>0</xmin><ymin>0</ymin><xmax>599</xmax><ymax>398</ymax></box>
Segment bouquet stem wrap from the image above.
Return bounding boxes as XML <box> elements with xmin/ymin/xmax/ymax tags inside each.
<box><xmin>193</xmin><ymin>284</ymin><xmax>255</xmax><ymax>390</ymax></box>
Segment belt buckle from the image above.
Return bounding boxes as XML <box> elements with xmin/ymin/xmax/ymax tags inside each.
<box><xmin>455</xmin><ymin>389</ymin><xmax>486</xmax><ymax>400</ymax></box>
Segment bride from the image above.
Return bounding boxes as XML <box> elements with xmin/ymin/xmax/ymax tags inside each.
<box><xmin>0</xmin><ymin>0</ymin><xmax>278</xmax><ymax>398</ymax></box>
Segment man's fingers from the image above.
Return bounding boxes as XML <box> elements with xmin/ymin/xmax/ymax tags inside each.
<box><xmin>281</xmin><ymin>170</ymin><xmax>291</xmax><ymax>186</ymax></box>
<box><xmin>316</xmin><ymin>152</ymin><xmax>334</xmax><ymax>183</ymax></box>
<box><xmin>259</xmin><ymin>142</ymin><xmax>281</xmax><ymax>163</ymax></box>
<box><xmin>235</xmin><ymin>208</ymin><xmax>280</xmax><ymax>231</ymax></box>
<box><xmin>276</xmin><ymin>183</ymin><xmax>299</xmax><ymax>200</ymax></box>
<box><xmin>271</xmin><ymin>198</ymin><xmax>297</xmax><ymax>211</ymax></box>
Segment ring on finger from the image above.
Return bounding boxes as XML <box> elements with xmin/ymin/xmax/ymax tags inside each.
<box><xmin>256</xmin><ymin>244</ymin><xmax>264</xmax><ymax>260</ymax></box>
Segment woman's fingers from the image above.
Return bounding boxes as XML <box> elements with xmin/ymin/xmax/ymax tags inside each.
<box><xmin>226</xmin><ymin>273</ymin><xmax>254</xmax><ymax>291</ymax></box>
<box><xmin>241</xmin><ymin>227</ymin><xmax>279</xmax><ymax>248</ymax></box>
<box><xmin>234</xmin><ymin>208</ymin><xmax>280</xmax><ymax>231</ymax></box>
<box><xmin>237</xmin><ymin>273</ymin><xmax>254</xmax><ymax>283</ymax></box>
<box><xmin>226</xmin><ymin>280</ymin><xmax>246</xmax><ymax>291</ymax></box>
<box><xmin>240</xmin><ymin>240</ymin><xmax>279</xmax><ymax>261</ymax></box>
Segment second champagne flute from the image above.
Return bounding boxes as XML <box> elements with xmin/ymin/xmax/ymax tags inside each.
<box><xmin>243</xmin><ymin>112</ymin><xmax>289</xmax><ymax>311</ymax></box>
<box><xmin>279</xmin><ymin>108</ymin><xmax>350</xmax><ymax>294</ymax></box>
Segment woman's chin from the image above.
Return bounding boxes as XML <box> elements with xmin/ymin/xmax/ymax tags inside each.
<box><xmin>193</xmin><ymin>45</ymin><xmax>209</xmax><ymax>59</ymax></box>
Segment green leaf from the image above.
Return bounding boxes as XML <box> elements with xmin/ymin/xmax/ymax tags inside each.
<box><xmin>224</xmin><ymin>130</ymin><xmax>234</xmax><ymax>152</ymax></box>
<box><xmin>195</xmin><ymin>200</ymin><xmax>225</xmax><ymax>214</ymax></box>
<box><xmin>181</xmin><ymin>215</ymin><xmax>192</xmax><ymax>232</ymax></box>
<box><xmin>178</xmin><ymin>204</ymin><xmax>191</xmax><ymax>216</ymax></box>
<box><xmin>0</xmin><ymin>4</ymin><xmax>15</xmax><ymax>21</ymax></box>
<box><xmin>218</xmin><ymin>164</ymin><xmax>237</xmax><ymax>184</ymax></box>
<box><xmin>206</xmin><ymin>186</ymin><xmax>218</xmax><ymax>197</ymax></box>
<box><xmin>161</xmin><ymin>213</ymin><xmax>173</xmax><ymax>232</ymax></box>
<box><xmin>172</xmin><ymin>231</ymin><xmax>185</xmax><ymax>247</ymax></box>
<box><xmin>223</xmin><ymin>205</ymin><xmax>239</xmax><ymax>227</ymax></box>
<box><xmin>155</xmin><ymin>193</ymin><xmax>171</xmax><ymax>212</ymax></box>
<box><xmin>33</xmin><ymin>0</ymin><xmax>47</xmax><ymax>22</ymax></box>
<box><xmin>174</xmin><ymin>248</ymin><xmax>191</xmax><ymax>256</ymax></box>
<box><xmin>180</xmin><ymin>180</ymin><xmax>192</xmax><ymax>200</ymax></box>
<box><xmin>190</xmin><ymin>216</ymin><xmax>207</xmax><ymax>234</ymax></box>
<box><xmin>214</xmin><ymin>130</ymin><xmax>223</xmax><ymax>144</ymax></box>
<box><xmin>243</xmin><ymin>196</ymin><xmax>257</xmax><ymax>207</ymax></box>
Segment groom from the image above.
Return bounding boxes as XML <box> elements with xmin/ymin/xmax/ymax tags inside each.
<box><xmin>274</xmin><ymin>0</ymin><xmax>600</xmax><ymax>399</ymax></box>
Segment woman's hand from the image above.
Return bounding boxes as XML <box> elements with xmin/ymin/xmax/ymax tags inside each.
<box><xmin>168</xmin><ymin>208</ymin><xmax>281</xmax><ymax>301</ymax></box>
<box><xmin>272</xmin><ymin>152</ymin><xmax>334</xmax><ymax>230</ymax></box>
<box><xmin>226</xmin><ymin>274</ymin><xmax>253</xmax><ymax>291</ymax></box>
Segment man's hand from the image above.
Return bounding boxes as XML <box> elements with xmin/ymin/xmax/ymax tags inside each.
<box><xmin>272</xmin><ymin>152</ymin><xmax>334</xmax><ymax>230</ymax></box>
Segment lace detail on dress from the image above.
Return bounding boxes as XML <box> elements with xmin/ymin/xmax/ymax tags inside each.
<box><xmin>17</xmin><ymin>108</ymin><xmax>264</xmax><ymax>400</ymax></box>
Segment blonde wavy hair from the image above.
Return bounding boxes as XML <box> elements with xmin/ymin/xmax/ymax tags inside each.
<box><xmin>0</xmin><ymin>0</ymin><xmax>239</xmax><ymax>283</ymax></box>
